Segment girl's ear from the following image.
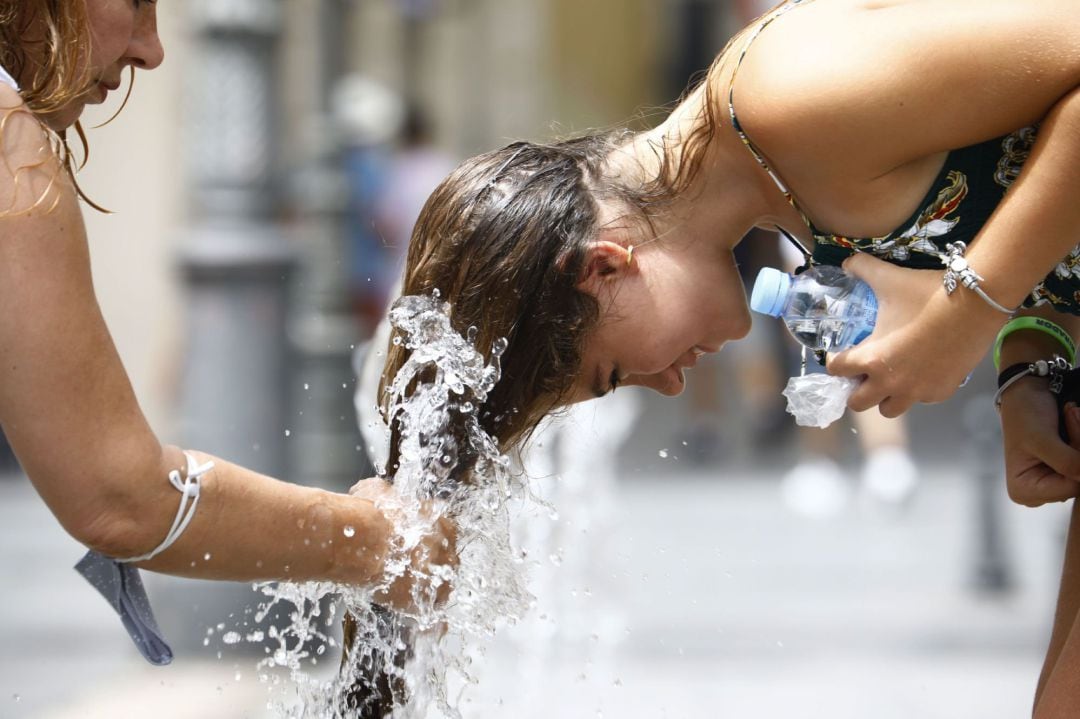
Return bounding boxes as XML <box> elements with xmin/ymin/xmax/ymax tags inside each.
<box><xmin>576</xmin><ymin>240</ymin><xmax>634</xmax><ymax>294</ymax></box>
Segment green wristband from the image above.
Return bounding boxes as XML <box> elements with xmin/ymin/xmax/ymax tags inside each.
<box><xmin>993</xmin><ymin>316</ymin><xmax>1077</xmax><ymax>371</ymax></box>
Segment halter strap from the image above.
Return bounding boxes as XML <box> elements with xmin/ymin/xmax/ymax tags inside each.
<box><xmin>727</xmin><ymin>0</ymin><xmax>817</xmax><ymax>234</ymax></box>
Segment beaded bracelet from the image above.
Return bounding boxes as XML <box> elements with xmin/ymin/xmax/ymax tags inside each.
<box><xmin>992</xmin><ymin>316</ymin><xmax>1078</xmax><ymax>371</ymax></box>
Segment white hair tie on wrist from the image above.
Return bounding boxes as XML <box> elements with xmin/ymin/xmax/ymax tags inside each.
<box><xmin>117</xmin><ymin>451</ymin><xmax>215</xmax><ymax>564</ymax></box>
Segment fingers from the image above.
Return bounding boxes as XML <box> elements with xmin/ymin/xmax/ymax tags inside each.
<box><xmin>841</xmin><ymin>251</ymin><xmax>889</xmax><ymax>285</ymax></box>
<box><xmin>1008</xmin><ymin>465</ymin><xmax>1080</xmax><ymax>507</ymax></box>
<box><xmin>1034</xmin><ymin>419</ymin><xmax>1080</xmax><ymax>480</ymax></box>
<box><xmin>348</xmin><ymin>476</ymin><xmax>392</xmax><ymax>499</ymax></box>
<box><xmin>1005</xmin><ymin>405</ymin><xmax>1080</xmax><ymax>507</ymax></box>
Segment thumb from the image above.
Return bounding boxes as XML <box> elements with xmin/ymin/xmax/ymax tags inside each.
<box><xmin>841</xmin><ymin>251</ymin><xmax>890</xmax><ymax>285</ymax></box>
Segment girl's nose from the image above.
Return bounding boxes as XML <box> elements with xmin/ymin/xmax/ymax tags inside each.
<box><xmin>130</xmin><ymin>11</ymin><xmax>165</xmax><ymax>71</ymax></box>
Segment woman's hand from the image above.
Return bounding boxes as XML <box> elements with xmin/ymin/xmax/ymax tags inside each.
<box><xmin>348</xmin><ymin>477</ymin><xmax>458</xmax><ymax>613</ymax></box>
<box><xmin>1000</xmin><ymin>383</ymin><xmax>1080</xmax><ymax>507</ymax></box>
<box><xmin>827</xmin><ymin>252</ymin><xmax>1007</xmax><ymax>417</ymax></box>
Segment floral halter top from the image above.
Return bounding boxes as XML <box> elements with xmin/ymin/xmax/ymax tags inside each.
<box><xmin>729</xmin><ymin>0</ymin><xmax>1080</xmax><ymax>314</ymax></box>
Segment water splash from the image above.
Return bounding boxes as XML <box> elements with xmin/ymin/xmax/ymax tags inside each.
<box><xmin>239</xmin><ymin>293</ymin><xmax>534</xmax><ymax>718</ymax></box>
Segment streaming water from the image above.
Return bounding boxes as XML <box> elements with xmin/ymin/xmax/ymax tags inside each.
<box><xmin>226</xmin><ymin>292</ymin><xmax>535</xmax><ymax>718</ymax></box>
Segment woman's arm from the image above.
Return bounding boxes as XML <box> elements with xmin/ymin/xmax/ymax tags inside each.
<box><xmin>996</xmin><ymin>306</ymin><xmax>1080</xmax><ymax>508</ymax></box>
<box><xmin>0</xmin><ymin>93</ymin><xmax>446</xmax><ymax>602</ymax></box>
<box><xmin>734</xmin><ymin>0</ymin><xmax>1080</xmax><ymax>413</ymax></box>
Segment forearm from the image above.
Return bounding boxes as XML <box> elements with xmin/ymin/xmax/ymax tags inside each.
<box><xmin>104</xmin><ymin>448</ymin><xmax>388</xmax><ymax>587</ymax></box>
<box><xmin>965</xmin><ymin>86</ymin><xmax>1080</xmax><ymax>310</ymax></box>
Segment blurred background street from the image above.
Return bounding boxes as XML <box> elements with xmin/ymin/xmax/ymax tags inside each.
<box><xmin>0</xmin><ymin>0</ymin><xmax>1071</xmax><ymax>717</ymax></box>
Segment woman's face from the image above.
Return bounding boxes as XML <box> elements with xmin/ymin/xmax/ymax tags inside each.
<box><xmin>570</xmin><ymin>219</ymin><xmax>752</xmax><ymax>402</ymax></box>
<box><xmin>41</xmin><ymin>0</ymin><xmax>165</xmax><ymax>130</ymax></box>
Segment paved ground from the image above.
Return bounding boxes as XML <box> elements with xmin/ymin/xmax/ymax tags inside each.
<box><xmin>0</xmin><ymin>454</ymin><xmax>1070</xmax><ymax>719</ymax></box>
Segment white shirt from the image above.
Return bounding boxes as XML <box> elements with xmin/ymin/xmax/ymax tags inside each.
<box><xmin>0</xmin><ymin>65</ymin><xmax>19</xmax><ymax>92</ymax></box>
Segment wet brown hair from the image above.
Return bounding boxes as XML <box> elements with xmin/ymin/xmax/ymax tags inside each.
<box><xmin>378</xmin><ymin>12</ymin><xmax>769</xmax><ymax>463</ymax></box>
<box><xmin>380</xmin><ymin>135</ymin><xmax>626</xmax><ymax>469</ymax></box>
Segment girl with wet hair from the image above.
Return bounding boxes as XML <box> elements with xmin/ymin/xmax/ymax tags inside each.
<box><xmin>0</xmin><ymin>0</ymin><xmax>451</xmax><ymax>664</ymax></box>
<box><xmin>369</xmin><ymin>0</ymin><xmax>1080</xmax><ymax>714</ymax></box>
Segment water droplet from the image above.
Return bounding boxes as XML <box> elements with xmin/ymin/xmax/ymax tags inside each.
<box><xmin>303</xmin><ymin>383</ymin><xmax>310</xmax><ymax>390</ymax></box>
<box><xmin>343</xmin><ymin>525</ymin><xmax>356</xmax><ymax>538</ymax></box>
<box><xmin>658</xmin><ymin>449</ymin><xmax>669</xmax><ymax>458</ymax></box>
<box><xmin>12</xmin><ymin>694</ymin><xmax>20</xmax><ymax>703</ymax></box>
<box><xmin>222</xmin><ymin>631</ymin><xmax>242</xmax><ymax>644</ymax></box>
<box><xmin>284</xmin><ymin>429</ymin><xmax>291</xmax><ymax>437</ymax></box>
<box><xmin>549</xmin><ymin>553</ymin><xmax>563</xmax><ymax>566</ymax></box>
<box><xmin>245</xmin><ymin>630</ymin><xmax>265</xmax><ymax>642</ymax></box>
<box><xmin>273</xmin><ymin>649</ymin><xmax>289</xmax><ymax>666</ymax></box>
<box><xmin>234</xmin><ymin>671</ymin><xmax>242</xmax><ymax>682</ymax></box>
<box><xmin>204</xmin><ymin>552</ymin><xmax>212</xmax><ymax>561</ymax></box>
<box><xmin>392</xmin><ymin>336</ymin><xmax>403</xmax><ymax>346</ymax></box>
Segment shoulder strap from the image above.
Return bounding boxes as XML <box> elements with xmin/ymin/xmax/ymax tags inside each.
<box><xmin>727</xmin><ymin>1</ymin><xmax>815</xmax><ymax>226</ymax></box>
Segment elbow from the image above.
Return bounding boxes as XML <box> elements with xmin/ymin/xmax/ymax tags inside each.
<box><xmin>67</xmin><ymin>504</ymin><xmax>163</xmax><ymax>560</ymax></box>
<box><xmin>58</xmin><ymin>461</ymin><xmax>176</xmax><ymax>560</ymax></box>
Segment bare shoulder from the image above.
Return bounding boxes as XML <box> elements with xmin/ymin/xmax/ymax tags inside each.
<box><xmin>731</xmin><ymin>0</ymin><xmax>1080</xmax><ymax>177</ymax></box>
<box><xmin>0</xmin><ymin>87</ymin><xmax>71</xmax><ymax>217</ymax></box>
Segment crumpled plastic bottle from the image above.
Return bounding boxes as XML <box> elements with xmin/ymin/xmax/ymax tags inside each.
<box><xmin>782</xmin><ymin>374</ymin><xmax>860</xmax><ymax>428</ymax></box>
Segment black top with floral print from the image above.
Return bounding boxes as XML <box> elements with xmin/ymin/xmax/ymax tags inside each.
<box><xmin>730</xmin><ymin>1</ymin><xmax>1080</xmax><ymax>315</ymax></box>
<box><xmin>806</xmin><ymin>126</ymin><xmax>1080</xmax><ymax>314</ymax></box>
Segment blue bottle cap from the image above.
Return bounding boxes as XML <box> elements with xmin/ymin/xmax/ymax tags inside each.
<box><xmin>749</xmin><ymin>267</ymin><xmax>792</xmax><ymax>317</ymax></box>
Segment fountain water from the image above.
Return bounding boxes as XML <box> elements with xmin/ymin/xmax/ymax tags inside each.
<box><xmin>224</xmin><ymin>292</ymin><xmax>536</xmax><ymax>718</ymax></box>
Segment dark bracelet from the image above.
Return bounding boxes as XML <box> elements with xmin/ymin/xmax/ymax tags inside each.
<box><xmin>994</xmin><ymin>355</ymin><xmax>1071</xmax><ymax>409</ymax></box>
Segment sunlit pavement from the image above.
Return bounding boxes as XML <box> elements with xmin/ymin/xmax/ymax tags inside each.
<box><xmin>1</xmin><ymin>462</ymin><xmax>1069</xmax><ymax>719</ymax></box>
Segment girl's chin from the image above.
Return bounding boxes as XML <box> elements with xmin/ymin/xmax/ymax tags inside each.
<box><xmin>657</xmin><ymin>365</ymin><xmax>686</xmax><ymax>397</ymax></box>
<box><xmin>40</xmin><ymin>105</ymin><xmax>85</xmax><ymax>132</ymax></box>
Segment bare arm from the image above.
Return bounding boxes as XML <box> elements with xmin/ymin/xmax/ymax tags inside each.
<box><xmin>0</xmin><ymin>90</ymin><xmax>424</xmax><ymax>592</ymax></box>
<box><xmin>734</xmin><ymin>0</ymin><xmax>1080</xmax><ymax>412</ymax></box>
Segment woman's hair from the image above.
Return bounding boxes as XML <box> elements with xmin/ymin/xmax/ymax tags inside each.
<box><xmin>380</xmin><ymin>137</ymin><xmax>614</xmax><ymax>467</ymax></box>
<box><xmin>0</xmin><ymin>1</ymin><xmax>93</xmax><ymax>116</ymax></box>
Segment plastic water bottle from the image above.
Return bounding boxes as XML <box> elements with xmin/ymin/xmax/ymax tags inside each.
<box><xmin>750</xmin><ymin>265</ymin><xmax>877</xmax><ymax>352</ymax></box>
